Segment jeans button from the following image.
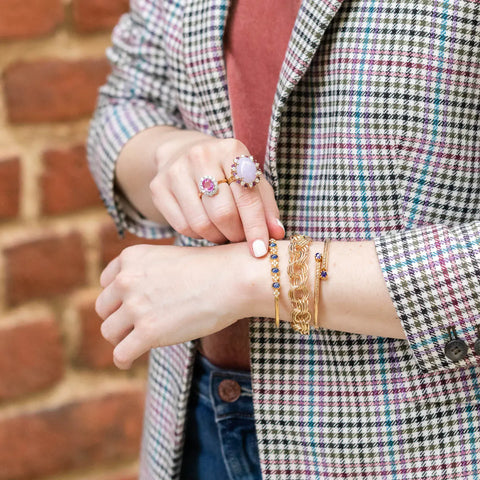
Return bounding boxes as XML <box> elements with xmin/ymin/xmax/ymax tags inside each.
<box><xmin>218</xmin><ymin>379</ymin><xmax>241</xmax><ymax>403</ymax></box>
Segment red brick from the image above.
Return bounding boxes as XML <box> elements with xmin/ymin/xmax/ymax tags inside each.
<box><xmin>0</xmin><ymin>319</ymin><xmax>63</xmax><ymax>401</ymax></box>
<box><xmin>4</xmin><ymin>59</ymin><xmax>110</xmax><ymax>123</ymax></box>
<box><xmin>86</xmin><ymin>473</ymin><xmax>137</xmax><ymax>480</ymax></box>
<box><xmin>0</xmin><ymin>0</ymin><xmax>63</xmax><ymax>40</ymax></box>
<box><xmin>99</xmin><ymin>222</ymin><xmax>173</xmax><ymax>269</ymax></box>
<box><xmin>0</xmin><ymin>390</ymin><xmax>145</xmax><ymax>480</ymax></box>
<box><xmin>76</xmin><ymin>297</ymin><xmax>148</xmax><ymax>369</ymax></box>
<box><xmin>0</xmin><ymin>157</ymin><xmax>20</xmax><ymax>220</ymax></box>
<box><xmin>73</xmin><ymin>0</ymin><xmax>129</xmax><ymax>33</ymax></box>
<box><xmin>5</xmin><ymin>231</ymin><xmax>87</xmax><ymax>306</ymax></box>
<box><xmin>41</xmin><ymin>144</ymin><xmax>102</xmax><ymax>215</ymax></box>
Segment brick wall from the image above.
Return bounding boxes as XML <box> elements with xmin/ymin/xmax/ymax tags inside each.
<box><xmin>0</xmin><ymin>2</ymin><xmax>171</xmax><ymax>479</ymax></box>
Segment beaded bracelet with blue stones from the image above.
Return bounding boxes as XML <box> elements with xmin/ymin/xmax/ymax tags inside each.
<box><xmin>268</xmin><ymin>239</ymin><xmax>281</xmax><ymax>328</ymax></box>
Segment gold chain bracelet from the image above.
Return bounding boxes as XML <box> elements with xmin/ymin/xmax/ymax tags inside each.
<box><xmin>287</xmin><ymin>234</ymin><xmax>313</xmax><ymax>335</ymax></box>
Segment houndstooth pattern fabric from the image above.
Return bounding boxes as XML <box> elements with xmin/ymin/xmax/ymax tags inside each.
<box><xmin>87</xmin><ymin>0</ymin><xmax>480</xmax><ymax>478</ymax></box>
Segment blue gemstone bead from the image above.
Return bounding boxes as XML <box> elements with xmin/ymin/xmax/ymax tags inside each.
<box><xmin>269</xmin><ymin>242</ymin><xmax>277</xmax><ymax>247</ymax></box>
<box><xmin>315</xmin><ymin>252</ymin><xmax>322</xmax><ymax>260</ymax></box>
<box><xmin>272</xmin><ymin>282</ymin><xmax>280</xmax><ymax>288</ymax></box>
<box><xmin>270</xmin><ymin>254</ymin><xmax>278</xmax><ymax>259</ymax></box>
<box><xmin>271</xmin><ymin>268</ymin><xmax>279</xmax><ymax>273</ymax></box>
<box><xmin>321</xmin><ymin>271</ymin><xmax>327</xmax><ymax>277</ymax></box>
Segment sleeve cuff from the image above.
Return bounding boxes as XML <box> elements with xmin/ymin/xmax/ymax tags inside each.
<box><xmin>373</xmin><ymin>221</ymin><xmax>480</xmax><ymax>373</ymax></box>
<box><xmin>87</xmin><ymin>100</ymin><xmax>184</xmax><ymax>240</ymax></box>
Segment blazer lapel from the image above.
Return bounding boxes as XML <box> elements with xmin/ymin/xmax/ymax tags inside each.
<box><xmin>183</xmin><ymin>0</ymin><xmax>234</xmax><ymax>138</ymax></box>
<box><xmin>266</xmin><ymin>0</ymin><xmax>346</xmax><ymax>192</ymax></box>
<box><xmin>182</xmin><ymin>0</ymin><xmax>346</xmax><ymax>185</ymax></box>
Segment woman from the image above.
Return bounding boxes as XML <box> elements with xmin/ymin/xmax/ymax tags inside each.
<box><xmin>88</xmin><ymin>0</ymin><xmax>480</xmax><ymax>478</ymax></box>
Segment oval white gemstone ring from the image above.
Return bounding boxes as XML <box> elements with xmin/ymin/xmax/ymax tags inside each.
<box><xmin>228</xmin><ymin>155</ymin><xmax>262</xmax><ymax>188</ymax></box>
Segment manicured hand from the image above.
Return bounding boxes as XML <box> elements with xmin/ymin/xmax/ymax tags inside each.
<box><xmin>95</xmin><ymin>243</ymin><xmax>258</xmax><ymax>369</ymax></box>
<box><xmin>149</xmin><ymin>136</ymin><xmax>285</xmax><ymax>257</ymax></box>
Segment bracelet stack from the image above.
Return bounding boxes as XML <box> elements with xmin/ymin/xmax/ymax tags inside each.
<box><xmin>267</xmin><ymin>235</ymin><xmax>330</xmax><ymax>335</ymax></box>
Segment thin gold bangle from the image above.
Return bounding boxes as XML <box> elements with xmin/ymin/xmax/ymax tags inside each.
<box><xmin>313</xmin><ymin>239</ymin><xmax>330</xmax><ymax>329</ymax></box>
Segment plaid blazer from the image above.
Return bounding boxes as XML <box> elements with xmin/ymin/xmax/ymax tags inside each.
<box><xmin>87</xmin><ymin>0</ymin><xmax>480</xmax><ymax>478</ymax></box>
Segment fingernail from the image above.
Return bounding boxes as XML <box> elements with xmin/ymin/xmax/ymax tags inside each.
<box><xmin>252</xmin><ymin>239</ymin><xmax>267</xmax><ymax>258</ymax></box>
<box><xmin>277</xmin><ymin>219</ymin><xmax>285</xmax><ymax>231</ymax></box>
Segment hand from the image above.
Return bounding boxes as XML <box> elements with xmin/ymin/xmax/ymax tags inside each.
<box><xmin>149</xmin><ymin>135</ymin><xmax>285</xmax><ymax>257</ymax></box>
<box><xmin>95</xmin><ymin>243</ymin><xmax>256</xmax><ymax>369</ymax></box>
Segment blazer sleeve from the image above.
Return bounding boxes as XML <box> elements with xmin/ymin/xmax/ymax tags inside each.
<box><xmin>86</xmin><ymin>0</ymin><xmax>185</xmax><ymax>240</ymax></box>
<box><xmin>374</xmin><ymin>220</ymin><xmax>480</xmax><ymax>373</ymax></box>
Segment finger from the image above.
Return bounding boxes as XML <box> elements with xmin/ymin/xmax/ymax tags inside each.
<box><xmin>95</xmin><ymin>281</ymin><xmax>123</xmax><ymax>320</ymax></box>
<box><xmin>113</xmin><ymin>328</ymin><xmax>150</xmax><ymax>370</ymax></box>
<box><xmin>150</xmin><ymin>184</ymin><xmax>202</xmax><ymax>239</ymax></box>
<box><xmin>171</xmin><ymin>174</ymin><xmax>228</xmax><ymax>244</ymax></box>
<box><xmin>100</xmin><ymin>304</ymin><xmax>134</xmax><ymax>346</ymax></box>
<box><xmin>196</xmin><ymin>170</ymin><xmax>245</xmax><ymax>243</ymax></box>
<box><xmin>100</xmin><ymin>256</ymin><xmax>121</xmax><ymax>288</ymax></box>
<box><xmin>257</xmin><ymin>179</ymin><xmax>285</xmax><ymax>240</ymax></box>
<box><xmin>202</xmin><ymin>184</ymin><xmax>245</xmax><ymax>242</ymax></box>
<box><xmin>224</xmin><ymin>157</ymin><xmax>269</xmax><ymax>257</ymax></box>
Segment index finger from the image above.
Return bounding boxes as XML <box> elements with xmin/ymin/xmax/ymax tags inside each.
<box><xmin>224</xmin><ymin>155</ymin><xmax>269</xmax><ymax>258</ymax></box>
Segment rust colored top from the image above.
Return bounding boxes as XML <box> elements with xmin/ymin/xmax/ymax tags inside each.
<box><xmin>198</xmin><ymin>0</ymin><xmax>301</xmax><ymax>370</ymax></box>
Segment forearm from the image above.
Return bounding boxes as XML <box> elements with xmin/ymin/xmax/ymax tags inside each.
<box><xmin>240</xmin><ymin>239</ymin><xmax>405</xmax><ymax>339</ymax></box>
<box><xmin>115</xmin><ymin>125</ymin><xmax>209</xmax><ymax>224</ymax></box>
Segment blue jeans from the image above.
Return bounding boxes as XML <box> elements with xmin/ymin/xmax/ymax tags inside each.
<box><xmin>179</xmin><ymin>352</ymin><xmax>262</xmax><ymax>480</ymax></box>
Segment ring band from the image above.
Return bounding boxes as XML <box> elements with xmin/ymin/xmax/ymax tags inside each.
<box><xmin>198</xmin><ymin>155</ymin><xmax>261</xmax><ymax>198</ymax></box>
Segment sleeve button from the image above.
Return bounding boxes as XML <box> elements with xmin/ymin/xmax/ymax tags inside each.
<box><xmin>445</xmin><ymin>338</ymin><xmax>468</xmax><ymax>362</ymax></box>
<box><xmin>474</xmin><ymin>338</ymin><xmax>480</xmax><ymax>355</ymax></box>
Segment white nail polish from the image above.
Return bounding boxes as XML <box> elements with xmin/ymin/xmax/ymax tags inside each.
<box><xmin>277</xmin><ymin>219</ymin><xmax>285</xmax><ymax>231</ymax></box>
<box><xmin>252</xmin><ymin>239</ymin><xmax>267</xmax><ymax>258</ymax></box>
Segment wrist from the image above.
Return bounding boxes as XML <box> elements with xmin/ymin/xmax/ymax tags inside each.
<box><xmin>220</xmin><ymin>241</ymin><xmax>273</xmax><ymax>320</ymax></box>
<box><xmin>238</xmin><ymin>238</ymin><xmax>323</xmax><ymax>325</ymax></box>
<box><xmin>232</xmin><ymin>239</ymin><xmax>292</xmax><ymax>321</ymax></box>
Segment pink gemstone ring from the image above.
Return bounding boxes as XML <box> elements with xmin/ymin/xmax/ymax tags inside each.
<box><xmin>198</xmin><ymin>175</ymin><xmax>229</xmax><ymax>199</ymax></box>
<box><xmin>227</xmin><ymin>155</ymin><xmax>262</xmax><ymax>188</ymax></box>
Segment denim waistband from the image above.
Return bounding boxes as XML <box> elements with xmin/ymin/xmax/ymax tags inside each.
<box><xmin>191</xmin><ymin>352</ymin><xmax>254</xmax><ymax>422</ymax></box>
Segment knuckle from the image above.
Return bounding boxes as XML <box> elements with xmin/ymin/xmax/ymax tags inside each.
<box><xmin>165</xmin><ymin>161</ymin><xmax>183</xmax><ymax>181</ymax></box>
<box><xmin>149</xmin><ymin>175</ymin><xmax>160</xmax><ymax>195</ymax></box>
<box><xmin>154</xmin><ymin>143</ymin><xmax>170</xmax><ymax>167</ymax></box>
<box><xmin>100</xmin><ymin>321</ymin><xmax>112</xmax><ymax>342</ymax></box>
<box><xmin>136</xmin><ymin>316</ymin><xmax>155</xmax><ymax>340</ymax></box>
<box><xmin>119</xmin><ymin>245</ymin><xmax>136</xmax><ymax>263</ymax></box>
<box><xmin>123</xmin><ymin>297</ymin><xmax>142</xmax><ymax>317</ymax></box>
<box><xmin>188</xmin><ymin>144</ymin><xmax>209</xmax><ymax>162</ymax></box>
<box><xmin>170</xmin><ymin>219</ymin><xmax>189</xmax><ymax>234</ymax></box>
<box><xmin>235</xmin><ymin>192</ymin><xmax>263</xmax><ymax>210</ymax></box>
<box><xmin>189</xmin><ymin>216</ymin><xmax>212</xmax><ymax>236</ymax></box>
<box><xmin>222</xmin><ymin>138</ymin><xmax>246</xmax><ymax>155</ymax></box>
<box><xmin>113</xmin><ymin>347</ymin><xmax>130</xmax><ymax>369</ymax></box>
<box><xmin>211</xmin><ymin>205</ymin><xmax>236</xmax><ymax>224</ymax></box>
<box><xmin>229</xmin><ymin>230</ymin><xmax>246</xmax><ymax>242</ymax></box>
<box><xmin>94</xmin><ymin>296</ymin><xmax>103</xmax><ymax>318</ymax></box>
<box><xmin>114</xmin><ymin>272</ymin><xmax>132</xmax><ymax>292</ymax></box>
